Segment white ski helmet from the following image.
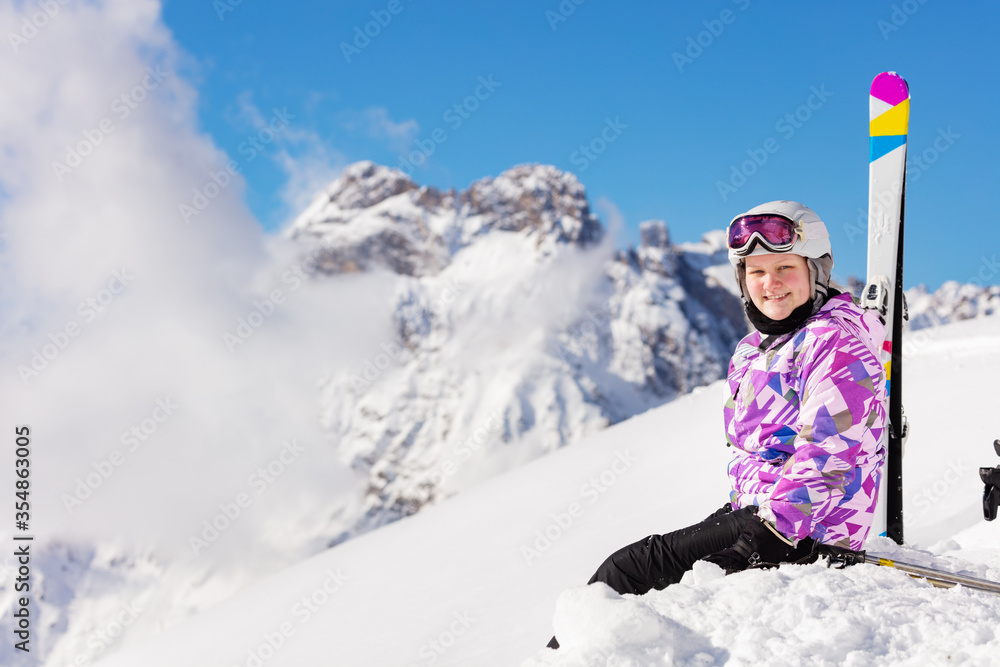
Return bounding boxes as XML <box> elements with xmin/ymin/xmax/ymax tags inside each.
<box><xmin>727</xmin><ymin>200</ymin><xmax>834</xmax><ymax>306</ymax></box>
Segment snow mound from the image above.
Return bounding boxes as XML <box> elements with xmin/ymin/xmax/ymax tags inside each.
<box><xmin>527</xmin><ymin>547</ymin><xmax>1000</xmax><ymax>667</ymax></box>
<box><xmin>544</xmin><ymin>581</ymin><xmax>723</xmax><ymax>666</ymax></box>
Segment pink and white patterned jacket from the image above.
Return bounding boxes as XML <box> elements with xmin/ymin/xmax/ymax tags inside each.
<box><xmin>724</xmin><ymin>293</ymin><xmax>888</xmax><ymax>550</ymax></box>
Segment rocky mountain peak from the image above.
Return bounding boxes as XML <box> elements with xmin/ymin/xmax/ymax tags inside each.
<box><xmin>323</xmin><ymin>160</ymin><xmax>418</xmax><ymax>211</ymax></box>
<box><xmin>288</xmin><ymin>162</ymin><xmax>605</xmax><ymax>278</ymax></box>
<box><xmin>462</xmin><ymin>163</ymin><xmax>603</xmax><ymax>246</ymax></box>
<box><xmin>639</xmin><ymin>220</ymin><xmax>670</xmax><ymax>249</ymax></box>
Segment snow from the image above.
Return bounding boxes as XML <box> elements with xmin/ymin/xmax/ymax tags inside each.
<box><xmin>80</xmin><ymin>313</ymin><xmax>1000</xmax><ymax>667</ymax></box>
<box><xmin>531</xmin><ymin>558</ymin><xmax>1000</xmax><ymax>666</ymax></box>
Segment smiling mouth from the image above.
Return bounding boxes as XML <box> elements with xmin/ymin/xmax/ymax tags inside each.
<box><xmin>763</xmin><ymin>293</ymin><xmax>790</xmax><ymax>302</ymax></box>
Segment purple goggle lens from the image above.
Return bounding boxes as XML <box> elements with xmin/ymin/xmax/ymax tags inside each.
<box><xmin>727</xmin><ymin>214</ymin><xmax>798</xmax><ymax>256</ymax></box>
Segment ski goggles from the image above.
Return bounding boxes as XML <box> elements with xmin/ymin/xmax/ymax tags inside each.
<box><xmin>727</xmin><ymin>214</ymin><xmax>802</xmax><ymax>256</ymax></box>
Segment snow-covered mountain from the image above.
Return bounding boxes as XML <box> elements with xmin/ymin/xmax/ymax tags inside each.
<box><xmin>906</xmin><ymin>281</ymin><xmax>1000</xmax><ymax>331</ymax></box>
<box><xmin>287</xmin><ymin>161</ymin><xmax>746</xmax><ymax>541</ymax></box>
<box><xmin>85</xmin><ymin>313</ymin><xmax>1000</xmax><ymax>667</ymax></box>
<box><xmin>841</xmin><ymin>275</ymin><xmax>999</xmax><ymax>333</ymax></box>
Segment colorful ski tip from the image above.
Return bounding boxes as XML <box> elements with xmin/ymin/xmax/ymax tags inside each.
<box><xmin>869</xmin><ymin>72</ymin><xmax>910</xmax><ymax>163</ymax></box>
<box><xmin>871</xmin><ymin>71</ymin><xmax>909</xmax><ymax>107</ymax></box>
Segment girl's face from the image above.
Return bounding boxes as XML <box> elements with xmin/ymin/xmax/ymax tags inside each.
<box><xmin>744</xmin><ymin>253</ymin><xmax>811</xmax><ymax>321</ymax></box>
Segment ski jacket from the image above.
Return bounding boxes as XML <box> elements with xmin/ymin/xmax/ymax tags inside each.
<box><xmin>723</xmin><ymin>293</ymin><xmax>888</xmax><ymax>550</ymax></box>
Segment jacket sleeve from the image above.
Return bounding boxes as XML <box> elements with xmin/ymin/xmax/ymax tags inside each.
<box><xmin>759</xmin><ymin>325</ymin><xmax>884</xmax><ymax>542</ymax></box>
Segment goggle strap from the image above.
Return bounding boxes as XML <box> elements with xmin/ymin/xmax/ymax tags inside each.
<box><xmin>733</xmin><ymin>233</ymin><xmax>795</xmax><ymax>257</ymax></box>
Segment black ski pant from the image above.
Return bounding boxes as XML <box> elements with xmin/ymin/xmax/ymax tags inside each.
<box><xmin>586</xmin><ymin>503</ymin><xmax>758</xmax><ymax>595</ymax></box>
<box><xmin>546</xmin><ymin>505</ymin><xmax>753</xmax><ymax>649</ymax></box>
<box><xmin>547</xmin><ymin>504</ymin><xmax>815</xmax><ymax>649</ymax></box>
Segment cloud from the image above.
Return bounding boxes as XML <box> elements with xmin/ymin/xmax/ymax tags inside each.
<box><xmin>274</xmin><ymin>133</ymin><xmax>350</xmax><ymax>222</ymax></box>
<box><xmin>339</xmin><ymin>105</ymin><xmax>419</xmax><ymax>152</ymax></box>
<box><xmin>230</xmin><ymin>90</ymin><xmax>270</xmax><ymax>129</ymax></box>
<box><xmin>225</xmin><ymin>91</ymin><xmax>350</xmax><ymax>225</ymax></box>
<box><xmin>595</xmin><ymin>196</ymin><xmax>626</xmax><ymax>247</ymax></box>
<box><xmin>0</xmin><ymin>0</ymin><xmax>392</xmax><ymax>567</ymax></box>
<box><xmin>361</xmin><ymin>106</ymin><xmax>419</xmax><ymax>149</ymax></box>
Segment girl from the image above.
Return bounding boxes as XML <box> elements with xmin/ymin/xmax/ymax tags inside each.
<box><xmin>548</xmin><ymin>201</ymin><xmax>888</xmax><ymax>649</ymax></box>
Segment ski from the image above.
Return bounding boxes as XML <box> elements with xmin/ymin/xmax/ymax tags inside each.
<box><xmin>867</xmin><ymin>554</ymin><xmax>1000</xmax><ymax>595</ymax></box>
<box><xmin>816</xmin><ymin>547</ymin><xmax>1000</xmax><ymax>597</ymax></box>
<box><xmin>861</xmin><ymin>71</ymin><xmax>910</xmax><ymax>545</ymax></box>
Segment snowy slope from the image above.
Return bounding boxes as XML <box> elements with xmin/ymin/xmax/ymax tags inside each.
<box><xmin>87</xmin><ymin>314</ymin><xmax>1000</xmax><ymax>667</ymax></box>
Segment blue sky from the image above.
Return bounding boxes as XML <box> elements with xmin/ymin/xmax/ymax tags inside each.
<box><xmin>160</xmin><ymin>1</ymin><xmax>999</xmax><ymax>291</ymax></box>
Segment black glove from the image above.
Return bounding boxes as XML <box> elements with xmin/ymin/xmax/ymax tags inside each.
<box><xmin>793</xmin><ymin>542</ymin><xmax>867</xmax><ymax>568</ymax></box>
<box><xmin>702</xmin><ymin>515</ymin><xmax>799</xmax><ymax>574</ymax></box>
<box><xmin>702</xmin><ymin>502</ymin><xmax>733</xmax><ymax>522</ymax></box>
